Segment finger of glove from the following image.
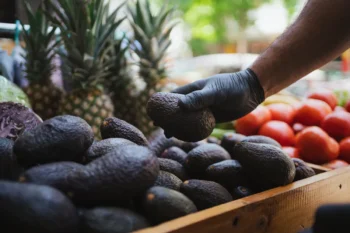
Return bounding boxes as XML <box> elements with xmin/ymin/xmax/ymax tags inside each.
<box><xmin>171</xmin><ymin>79</ymin><xmax>206</xmax><ymax>94</ymax></box>
<box><xmin>179</xmin><ymin>88</ymin><xmax>215</xmax><ymax>111</ymax></box>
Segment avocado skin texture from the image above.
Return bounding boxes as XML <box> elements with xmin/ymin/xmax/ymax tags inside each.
<box><xmin>292</xmin><ymin>158</ymin><xmax>316</xmax><ymax>181</ymax></box>
<box><xmin>147</xmin><ymin>92</ymin><xmax>216</xmax><ymax>142</ymax></box>
<box><xmin>241</xmin><ymin>135</ymin><xmax>282</xmax><ymax>149</ymax></box>
<box><xmin>0</xmin><ymin>138</ymin><xmax>17</xmax><ymax>180</ymax></box>
<box><xmin>180</xmin><ymin>179</ymin><xmax>232</xmax><ymax>210</ymax></box>
<box><xmin>148</xmin><ymin>129</ymin><xmax>184</xmax><ymax>156</ymax></box>
<box><xmin>220</xmin><ymin>132</ymin><xmax>246</xmax><ymax>157</ymax></box>
<box><xmin>185</xmin><ymin>144</ymin><xmax>231</xmax><ymax>178</ymax></box>
<box><xmin>14</xmin><ymin>115</ymin><xmax>94</xmax><ymax>167</ymax></box>
<box><xmin>0</xmin><ymin>181</ymin><xmax>79</xmax><ymax>233</ymax></box>
<box><xmin>231</xmin><ymin>186</ymin><xmax>255</xmax><ymax>200</ymax></box>
<box><xmin>84</xmin><ymin>138</ymin><xmax>135</xmax><ymax>163</ymax></box>
<box><xmin>205</xmin><ymin>160</ymin><xmax>245</xmax><ymax>189</ymax></box>
<box><xmin>143</xmin><ymin>186</ymin><xmax>197</xmax><ymax>224</ymax></box>
<box><xmin>79</xmin><ymin>207</ymin><xmax>149</xmax><ymax>233</ymax></box>
<box><xmin>100</xmin><ymin>117</ymin><xmax>148</xmax><ymax>146</ymax></box>
<box><xmin>158</xmin><ymin>158</ymin><xmax>188</xmax><ymax>181</ymax></box>
<box><xmin>20</xmin><ymin>161</ymin><xmax>85</xmax><ymax>193</ymax></box>
<box><xmin>207</xmin><ymin>137</ymin><xmax>221</xmax><ymax>144</ymax></box>
<box><xmin>154</xmin><ymin>170</ymin><xmax>182</xmax><ymax>191</ymax></box>
<box><xmin>160</xmin><ymin>146</ymin><xmax>188</xmax><ymax>165</ymax></box>
<box><xmin>234</xmin><ymin>142</ymin><xmax>295</xmax><ymax>190</ymax></box>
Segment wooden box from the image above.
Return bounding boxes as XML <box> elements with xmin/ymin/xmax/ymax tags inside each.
<box><xmin>135</xmin><ymin>164</ymin><xmax>350</xmax><ymax>233</ymax></box>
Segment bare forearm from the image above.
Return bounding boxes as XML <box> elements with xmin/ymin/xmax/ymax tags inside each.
<box><xmin>251</xmin><ymin>0</ymin><xmax>350</xmax><ymax>97</ymax></box>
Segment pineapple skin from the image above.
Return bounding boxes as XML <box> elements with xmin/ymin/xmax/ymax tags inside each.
<box><xmin>110</xmin><ymin>87</ymin><xmax>138</xmax><ymax>126</ymax></box>
<box><xmin>59</xmin><ymin>89</ymin><xmax>114</xmax><ymax>139</ymax></box>
<box><xmin>23</xmin><ymin>82</ymin><xmax>63</xmax><ymax>120</ymax></box>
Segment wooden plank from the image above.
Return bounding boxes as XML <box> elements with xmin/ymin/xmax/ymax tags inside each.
<box><xmin>306</xmin><ymin>162</ymin><xmax>332</xmax><ymax>174</ymax></box>
<box><xmin>135</xmin><ymin>166</ymin><xmax>350</xmax><ymax>233</ymax></box>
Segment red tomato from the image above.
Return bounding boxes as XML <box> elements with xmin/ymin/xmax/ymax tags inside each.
<box><xmin>266</xmin><ymin>103</ymin><xmax>296</xmax><ymax>125</ymax></box>
<box><xmin>307</xmin><ymin>89</ymin><xmax>338</xmax><ymax>110</ymax></box>
<box><xmin>282</xmin><ymin>147</ymin><xmax>300</xmax><ymax>159</ymax></box>
<box><xmin>235</xmin><ymin>106</ymin><xmax>272</xmax><ymax>136</ymax></box>
<box><xmin>339</xmin><ymin>137</ymin><xmax>350</xmax><ymax>163</ymax></box>
<box><xmin>323</xmin><ymin>160</ymin><xmax>349</xmax><ymax>170</ymax></box>
<box><xmin>345</xmin><ymin>100</ymin><xmax>350</xmax><ymax>112</ymax></box>
<box><xmin>334</xmin><ymin>106</ymin><xmax>347</xmax><ymax>112</ymax></box>
<box><xmin>294</xmin><ymin>99</ymin><xmax>332</xmax><ymax>126</ymax></box>
<box><xmin>321</xmin><ymin>111</ymin><xmax>350</xmax><ymax>141</ymax></box>
<box><xmin>295</xmin><ymin>126</ymin><xmax>339</xmax><ymax>164</ymax></box>
<box><xmin>258</xmin><ymin>121</ymin><xmax>295</xmax><ymax>146</ymax></box>
<box><xmin>292</xmin><ymin>123</ymin><xmax>307</xmax><ymax>134</ymax></box>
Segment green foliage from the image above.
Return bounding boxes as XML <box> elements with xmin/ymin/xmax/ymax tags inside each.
<box><xmin>282</xmin><ymin>0</ymin><xmax>299</xmax><ymax>21</ymax></box>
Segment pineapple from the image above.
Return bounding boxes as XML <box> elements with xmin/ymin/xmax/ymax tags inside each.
<box><xmin>46</xmin><ymin>0</ymin><xmax>125</xmax><ymax>138</ymax></box>
<box><xmin>128</xmin><ymin>0</ymin><xmax>178</xmax><ymax>136</ymax></box>
<box><xmin>21</xmin><ymin>2</ymin><xmax>63</xmax><ymax>120</ymax></box>
<box><xmin>102</xmin><ymin>37</ymin><xmax>138</xmax><ymax>125</ymax></box>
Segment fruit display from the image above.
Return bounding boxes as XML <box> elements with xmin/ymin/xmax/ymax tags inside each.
<box><xmin>0</xmin><ymin>108</ymin><xmax>318</xmax><ymax>232</ymax></box>
<box><xmin>0</xmin><ymin>75</ymin><xmax>31</xmax><ymax>107</ymax></box>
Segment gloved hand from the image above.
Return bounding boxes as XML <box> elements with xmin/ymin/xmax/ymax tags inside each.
<box><xmin>171</xmin><ymin>68</ymin><xmax>265</xmax><ymax>123</ymax></box>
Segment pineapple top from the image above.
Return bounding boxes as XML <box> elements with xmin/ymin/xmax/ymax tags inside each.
<box><xmin>128</xmin><ymin>0</ymin><xmax>178</xmax><ymax>87</ymax></box>
<box><xmin>45</xmin><ymin>0</ymin><xmax>125</xmax><ymax>92</ymax></box>
<box><xmin>21</xmin><ymin>2</ymin><xmax>58</xmax><ymax>85</ymax></box>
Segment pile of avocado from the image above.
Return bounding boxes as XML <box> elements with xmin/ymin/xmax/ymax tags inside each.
<box><xmin>0</xmin><ymin>114</ymin><xmax>316</xmax><ymax>233</ymax></box>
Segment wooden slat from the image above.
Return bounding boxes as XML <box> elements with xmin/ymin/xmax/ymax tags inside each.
<box><xmin>306</xmin><ymin>162</ymin><xmax>332</xmax><ymax>174</ymax></box>
<box><xmin>135</xmin><ymin>166</ymin><xmax>350</xmax><ymax>233</ymax></box>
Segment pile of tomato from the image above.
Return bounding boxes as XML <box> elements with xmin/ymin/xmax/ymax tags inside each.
<box><xmin>235</xmin><ymin>89</ymin><xmax>350</xmax><ymax>170</ymax></box>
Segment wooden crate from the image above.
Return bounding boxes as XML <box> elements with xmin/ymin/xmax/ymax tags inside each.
<box><xmin>135</xmin><ymin>164</ymin><xmax>350</xmax><ymax>233</ymax></box>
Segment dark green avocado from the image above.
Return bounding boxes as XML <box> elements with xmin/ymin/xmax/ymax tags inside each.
<box><xmin>185</xmin><ymin>144</ymin><xmax>230</xmax><ymax>178</ymax></box>
<box><xmin>22</xmin><ymin>145</ymin><xmax>159</xmax><ymax>205</ymax></box>
<box><xmin>158</xmin><ymin>158</ymin><xmax>188</xmax><ymax>181</ymax></box>
<box><xmin>234</xmin><ymin>142</ymin><xmax>295</xmax><ymax>190</ymax></box>
<box><xmin>154</xmin><ymin>171</ymin><xmax>182</xmax><ymax>191</ymax></box>
<box><xmin>20</xmin><ymin>161</ymin><xmax>85</xmax><ymax>193</ymax></box>
<box><xmin>148</xmin><ymin>129</ymin><xmax>184</xmax><ymax>156</ymax></box>
<box><xmin>241</xmin><ymin>135</ymin><xmax>282</xmax><ymax>148</ymax></box>
<box><xmin>0</xmin><ymin>138</ymin><xmax>17</xmax><ymax>180</ymax></box>
<box><xmin>100</xmin><ymin>117</ymin><xmax>148</xmax><ymax>146</ymax></box>
<box><xmin>14</xmin><ymin>115</ymin><xmax>94</xmax><ymax>167</ymax></box>
<box><xmin>147</xmin><ymin>92</ymin><xmax>216</xmax><ymax>142</ymax></box>
<box><xmin>0</xmin><ymin>181</ymin><xmax>79</xmax><ymax>233</ymax></box>
<box><xmin>231</xmin><ymin>186</ymin><xmax>254</xmax><ymax>200</ymax></box>
<box><xmin>79</xmin><ymin>207</ymin><xmax>149</xmax><ymax>233</ymax></box>
<box><xmin>220</xmin><ymin>132</ymin><xmax>246</xmax><ymax>157</ymax></box>
<box><xmin>292</xmin><ymin>158</ymin><xmax>316</xmax><ymax>181</ymax></box>
<box><xmin>205</xmin><ymin>160</ymin><xmax>245</xmax><ymax>189</ymax></box>
<box><xmin>84</xmin><ymin>138</ymin><xmax>135</xmax><ymax>163</ymax></box>
<box><xmin>160</xmin><ymin>146</ymin><xmax>188</xmax><ymax>165</ymax></box>
<box><xmin>180</xmin><ymin>179</ymin><xmax>232</xmax><ymax>210</ymax></box>
<box><xmin>143</xmin><ymin>186</ymin><xmax>197</xmax><ymax>224</ymax></box>
<box><xmin>207</xmin><ymin>136</ymin><xmax>221</xmax><ymax>144</ymax></box>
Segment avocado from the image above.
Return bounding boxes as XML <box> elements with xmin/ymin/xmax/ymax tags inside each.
<box><xmin>160</xmin><ymin>146</ymin><xmax>188</xmax><ymax>165</ymax></box>
<box><xmin>241</xmin><ymin>135</ymin><xmax>282</xmax><ymax>148</ymax></box>
<box><xmin>292</xmin><ymin>158</ymin><xmax>316</xmax><ymax>181</ymax></box>
<box><xmin>148</xmin><ymin>129</ymin><xmax>183</xmax><ymax>156</ymax></box>
<box><xmin>231</xmin><ymin>186</ymin><xmax>254</xmax><ymax>200</ymax></box>
<box><xmin>220</xmin><ymin>132</ymin><xmax>246</xmax><ymax>157</ymax></box>
<box><xmin>0</xmin><ymin>181</ymin><xmax>79</xmax><ymax>233</ymax></box>
<box><xmin>180</xmin><ymin>179</ymin><xmax>232</xmax><ymax>210</ymax></box>
<box><xmin>234</xmin><ymin>142</ymin><xmax>295</xmax><ymax>190</ymax></box>
<box><xmin>0</xmin><ymin>138</ymin><xmax>17</xmax><ymax>180</ymax></box>
<box><xmin>158</xmin><ymin>158</ymin><xmax>188</xmax><ymax>181</ymax></box>
<box><xmin>0</xmin><ymin>102</ymin><xmax>42</xmax><ymax>141</ymax></box>
<box><xmin>205</xmin><ymin>160</ymin><xmax>245</xmax><ymax>189</ymax></box>
<box><xmin>84</xmin><ymin>138</ymin><xmax>135</xmax><ymax>163</ymax></box>
<box><xmin>154</xmin><ymin>171</ymin><xmax>182</xmax><ymax>191</ymax></box>
<box><xmin>14</xmin><ymin>115</ymin><xmax>94</xmax><ymax>167</ymax></box>
<box><xmin>207</xmin><ymin>136</ymin><xmax>220</xmax><ymax>144</ymax></box>
<box><xmin>100</xmin><ymin>117</ymin><xmax>148</xmax><ymax>146</ymax></box>
<box><xmin>20</xmin><ymin>161</ymin><xmax>85</xmax><ymax>193</ymax></box>
<box><xmin>143</xmin><ymin>186</ymin><xmax>197</xmax><ymax>224</ymax></box>
<box><xmin>185</xmin><ymin>144</ymin><xmax>230</xmax><ymax>178</ymax></box>
<box><xmin>147</xmin><ymin>92</ymin><xmax>216</xmax><ymax>142</ymax></box>
<box><xmin>179</xmin><ymin>141</ymin><xmax>204</xmax><ymax>152</ymax></box>
<box><xmin>22</xmin><ymin>145</ymin><xmax>159</xmax><ymax>205</ymax></box>
<box><xmin>79</xmin><ymin>207</ymin><xmax>149</xmax><ymax>233</ymax></box>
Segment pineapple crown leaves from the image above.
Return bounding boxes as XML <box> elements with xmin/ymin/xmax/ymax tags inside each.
<box><xmin>44</xmin><ymin>0</ymin><xmax>126</xmax><ymax>91</ymax></box>
<box><xmin>21</xmin><ymin>1</ymin><xmax>59</xmax><ymax>84</ymax></box>
<box><xmin>127</xmin><ymin>0</ymin><xmax>180</xmax><ymax>83</ymax></box>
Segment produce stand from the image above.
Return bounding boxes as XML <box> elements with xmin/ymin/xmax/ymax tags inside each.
<box><xmin>135</xmin><ymin>165</ymin><xmax>350</xmax><ymax>233</ymax></box>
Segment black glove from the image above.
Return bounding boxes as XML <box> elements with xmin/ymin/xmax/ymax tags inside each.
<box><xmin>171</xmin><ymin>68</ymin><xmax>265</xmax><ymax>123</ymax></box>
